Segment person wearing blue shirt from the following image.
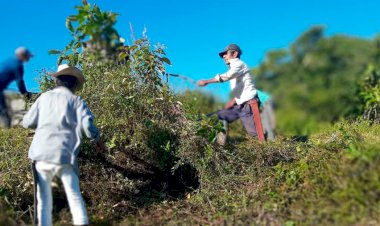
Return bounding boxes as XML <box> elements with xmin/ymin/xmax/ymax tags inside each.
<box><xmin>0</xmin><ymin>47</ymin><xmax>33</xmax><ymax>128</ymax></box>
<box><xmin>257</xmin><ymin>90</ymin><xmax>276</xmax><ymax>140</ymax></box>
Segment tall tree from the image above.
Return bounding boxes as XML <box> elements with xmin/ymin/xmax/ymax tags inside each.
<box><xmin>255</xmin><ymin>26</ymin><xmax>375</xmax><ymax>135</ymax></box>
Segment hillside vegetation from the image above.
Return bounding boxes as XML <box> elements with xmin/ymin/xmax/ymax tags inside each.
<box><xmin>1</xmin><ymin>2</ymin><xmax>380</xmax><ymax>226</ymax></box>
<box><xmin>255</xmin><ymin>26</ymin><xmax>380</xmax><ymax>135</ymax></box>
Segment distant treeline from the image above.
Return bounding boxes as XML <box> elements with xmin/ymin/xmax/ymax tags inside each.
<box><xmin>253</xmin><ymin>26</ymin><xmax>380</xmax><ymax>135</ymax></box>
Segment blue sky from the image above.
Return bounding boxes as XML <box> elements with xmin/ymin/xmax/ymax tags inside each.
<box><xmin>1</xmin><ymin>0</ymin><xmax>379</xmax><ymax>101</ymax></box>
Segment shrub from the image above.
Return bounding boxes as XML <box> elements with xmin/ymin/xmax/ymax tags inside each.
<box><xmin>0</xmin><ymin>128</ymin><xmax>33</xmax><ymax>223</ymax></box>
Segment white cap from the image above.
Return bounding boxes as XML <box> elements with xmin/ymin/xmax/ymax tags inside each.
<box><xmin>15</xmin><ymin>47</ymin><xmax>33</xmax><ymax>58</ymax></box>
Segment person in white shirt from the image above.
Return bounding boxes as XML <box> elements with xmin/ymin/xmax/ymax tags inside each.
<box><xmin>23</xmin><ymin>64</ymin><xmax>104</xmax><ymax>226</ymax></box>
<box><xmin>197</xmin><ymin>44</ymin><xmax>258</xmax><ymax>145</ymax></box>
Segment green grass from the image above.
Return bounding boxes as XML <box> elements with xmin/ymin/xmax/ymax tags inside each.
<box><xmin>2</xmin><ymin>120</ymin><xmax>380</xmax><ymax>225</ymax></box>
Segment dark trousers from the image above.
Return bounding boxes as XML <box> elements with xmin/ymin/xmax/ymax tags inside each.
<box><xmin>217</xmin><ymin>100</ymin><xmax>257</xmax><ymax>137</ymax></box>
<box><xmin>0</xmin><ymin>91</ymin><xmax>10</xmax><ymax>128</ymax></box>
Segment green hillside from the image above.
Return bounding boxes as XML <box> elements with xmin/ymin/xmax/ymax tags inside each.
<box><xmin>1</xmin><ymin>3</ymin><xmax>380</xmax><ymax>225</ymax></box>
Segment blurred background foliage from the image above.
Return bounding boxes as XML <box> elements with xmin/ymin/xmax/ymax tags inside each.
<box><xmin>255</xmin><ymin>25</ymin><xmax>380</xmax><ymax>135</ymax></box>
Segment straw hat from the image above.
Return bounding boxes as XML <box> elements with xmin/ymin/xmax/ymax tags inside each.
<box><xmin>52</xmin><ymin>64</ymin><xmax>85</xmax><ymax>89</ymax></box>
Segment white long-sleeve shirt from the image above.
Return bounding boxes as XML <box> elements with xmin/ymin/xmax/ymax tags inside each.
<box><xmin>214</xmin><ymin>58</ymin><xmax>257</xmax><ymax>105</ymax></box>
<box><xmin>23</xmin><ymin>86</ymin><xmax>99</xmax><ymax>167</ymax></box>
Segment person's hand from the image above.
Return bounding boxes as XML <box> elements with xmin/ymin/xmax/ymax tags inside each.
<box><xmin>24</xmin><ymin>92</ymin><xmax>33</xmax><ymax>100</ymax></box>
<box><xmin>224</xmin><ymin>99</ymin><xmax>236</xmax><ymax>109</ymax></box>
<box><xmin>197</xmin><ymin>80</ymin><xmax>207</xmax><ymax>87</ymax></box>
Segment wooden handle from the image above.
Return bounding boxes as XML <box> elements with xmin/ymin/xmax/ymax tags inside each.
<box><xmin>249</xmin><ymin>99</ymin><xmax>265</xmax><ymax>142</ymax></box>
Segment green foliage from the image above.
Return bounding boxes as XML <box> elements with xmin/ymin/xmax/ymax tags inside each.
<box><xmin>37</xmin><ymin>69</ymin><xmax>55</xmax><ymax>92</ymax></box>
<box><xmin>0</xmin><ymin>128</ymin><xmax>33</xmax><ymax>223</ymax></box>
<box><xmin>119</xmin><ymin>120</ymin><xmax>380</xmax><ymax>225</ymax></box>
<box><xmin>3</xmin><ymin>3</ymin><xmax>380</xmax><ymax>225</ymax></box>
<box><xmin>0</xmin><ymin>199</ymin><xmax>18</xmax><ymax>226</ymax></box>
<box><xmin>354</xmin><ymin>35</ymin><xmax>380</xmax><ymax>121</ymax></box>
<box><xmin>0</xmin><ymin>2</ymin><xmax>208</xmax><ymax>223</ymax></box>
<box><xmin>195</xmin><ymin>118</ymin><xmax>224</xmax><ymax>143</ymax></box>
<box><xmin>291</xmin><ymin>25</ymin><xmax>324</xmax><ymax>62</ymax></box>
<box><xmin>3</xmin><ymin>119</ymin><xmax>380</xmax><ymax>225</ymax></box>
<box><xmin>178</xmin><ymin>90</ymin><xmax>223</xmax><ymax>116</ymax></box>
<box><xmin>31</xmin><ymin>2</ymin><xmax>215</xmax><ymax>223</ymax></box>
<box><xmin>177</xmin><ymin>90</ymin><xmax>226</xmax><ymax>143</ymax></box>
<box><xmin>256</xmin><ymin>26</ymin><xmax>376</xmax><ymax>135</ymax></box>
<box><xmin>50</xmin><ymin>1</ymin><xmax>123</xmax><ymax>65</ymax></box>
<box><xmin>357</xmin><ymin>63</ymin><xmax>380</xmax><ymax>121</ymax></box>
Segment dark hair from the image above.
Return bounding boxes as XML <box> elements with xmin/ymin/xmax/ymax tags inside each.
<box><xmin>56</xmin><ymin>75</ymin><xmax>78</xmax><ymax>90</ymax></box>
<box><xmin>228</xmin><ymin>50</ymin><xmax>241</xmax><ymax>58</ymax></box>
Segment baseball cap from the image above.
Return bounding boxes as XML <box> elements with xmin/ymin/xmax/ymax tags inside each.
<box><xmin>218</xmin><ymin>44</ymin><xmax>242</xmax><ymax>58</ymax></box>
<box><xmin>15</xmin><ymin>47</ymin><xmax>34</xmax><ymax>58</ymax></box>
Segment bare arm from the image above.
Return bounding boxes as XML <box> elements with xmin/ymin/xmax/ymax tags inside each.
<box><xmin>224</xmin><ymin>98</ymin><xmax>237</xmax><ymax>109</ymax></box>
<box><xmin>197</xmin><ymin>77</ymin><xmax>219</xmax><ymax>87</ymax></box>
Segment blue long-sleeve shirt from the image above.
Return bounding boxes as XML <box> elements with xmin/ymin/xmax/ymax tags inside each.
<box><xmin>0</xmin><ymin>57</ymin><xmax>27</xmax><ymax>93</ymax></box>
<box><xmin>23</xmin><ymin>87</ymin><xmax>100</xmax><ymax>172</ymax></box>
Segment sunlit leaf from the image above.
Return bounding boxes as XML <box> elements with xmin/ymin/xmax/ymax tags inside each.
<box><xmin>48</xmin><ymin>50</ymin><xmax>62</xmax><ymax>55</ymax></box>
<box><xmin>160</xmin><ymin>57</ymin><xmax>171</xmax><ymax>65</ymax></box>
